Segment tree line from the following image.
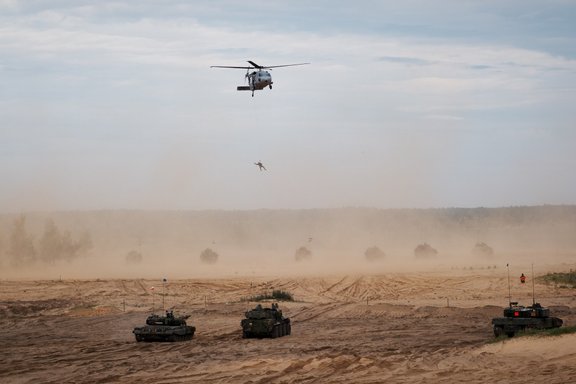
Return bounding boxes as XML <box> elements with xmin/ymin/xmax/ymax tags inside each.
<box><xmin>0</xmin><ymin>215</ymin><xmax>92</xmax><ymax>268</ymax></box>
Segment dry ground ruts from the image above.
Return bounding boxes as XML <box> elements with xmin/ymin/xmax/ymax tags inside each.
<box><xmin>1</xmin><ymin>269</ymin><xmax>575</xmax><ymax>383</ymax></box>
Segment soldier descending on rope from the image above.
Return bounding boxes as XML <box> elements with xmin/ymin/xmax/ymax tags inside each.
<box><xmin>254</xmin><ymin>161</ymin><xmax>267</xmax><ymax>171</ymax></box>
<box><xmin>520</xmin><ymin>273</ymin><xmax>526</xmax><ymax>284</ymax></box>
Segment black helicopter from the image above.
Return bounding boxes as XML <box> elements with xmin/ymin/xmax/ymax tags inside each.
<box><xmin>211</xmin><ymin>60</ymin><xmax>309</xmax><ymax>97</ymax></box>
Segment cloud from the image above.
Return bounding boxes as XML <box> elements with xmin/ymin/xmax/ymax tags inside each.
<box><xmin>1</xmin><ymin>1</ymin><xmax>576</xmax><ymax>210</ymax></box>
<box><xmin>377</xmin><ymin>56</ymin><xmax>433</xmax><ymax>66</ymax></box>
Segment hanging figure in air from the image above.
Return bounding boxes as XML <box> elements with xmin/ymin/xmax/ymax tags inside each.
<box><xmin>254</xmin><ymin>161</ymin><xmax>267</xmax><ymax>171</ymax></box>
<box><xmin>520</xmin><ymin>273</ymin><xmax>526</xmax><ymax>284</ymax></box>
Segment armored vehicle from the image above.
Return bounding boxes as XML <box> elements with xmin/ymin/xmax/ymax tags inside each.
<box><xmin>492</xmin><ymin>302</ymin><xmax>563</xmax><ymax>337</ymax></box>
<box><xmin>414</xmin><ymin>243</ymin><xmax>438</xmax><ymax>259</ymax></box>
<box><xmin>471</xmin><ymin>242</ymin><xmax>494</xmax><ymax>257</ymax></box>
<box><xmin>133</xmin><ymin>310</ymin><xmax>195</xmax><ymax>342</ymax></box>
<box><xmin>295</xmin><ymin>246</ymin><xmax>312</xmax><ymax>262</ymax></box>
<box><xmin>241</xmin><ymin>303</ymin><xmax>291</xmax><ymax>338</ymax></box>
<box><xmin>365</xmin><ymin>246</ymin><xmax>386</xmax><ymax>262</ymax></box>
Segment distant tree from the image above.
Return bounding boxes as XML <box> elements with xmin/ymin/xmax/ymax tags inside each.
<box><xmin>39</xmin><ymin>220</ymin><xmax>93</xmax><ymax>263</ymax></box>
<box><xmin>8</xmin><ymin>215</ymin><xmax>36</xmax><ymax>267</ymax></box>
<box><xmin>200</xmin><ymin>248</ymin><xmax>219</xmax><ymax>264</ymax></box>
<box><xmin>39</xmin><ymin>219</ymin><xmax>62</xmax><ymax>264</ymax></box>
<box><xmin>59</xmin><ymin>230</ymin><xmax>81</xmax><ymax>261</ymax></box>
<box><xmin>0</xmin><ymin>230</ymin><xmax>4</xmax><ymax>266</ymax></box>
<box><xmin>294</xmin><ymin>246</ymin><xmax>312</xmax><ymax>262</ymax></box>
<box><xmin>76</xmin><ymin>231</ymin><xmax>93</xmax><ymax>255</ymax></box>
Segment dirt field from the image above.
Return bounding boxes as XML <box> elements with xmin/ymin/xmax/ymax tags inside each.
<box><xmin>1</xmin><ymin>266</ymin><xmax>575</xmax><ymax>384</ymax></box>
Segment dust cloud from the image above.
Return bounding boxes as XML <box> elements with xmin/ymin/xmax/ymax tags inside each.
<box><xmin>1</xmin><ymin>206</ymin><xmax>575</xmax><ymax>280</ymax></box>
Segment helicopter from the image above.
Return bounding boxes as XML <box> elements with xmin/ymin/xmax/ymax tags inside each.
<box><xmin>210</xmin><ymin>60</ymin><xmax>309</xmax><ymax>97</ymax></box>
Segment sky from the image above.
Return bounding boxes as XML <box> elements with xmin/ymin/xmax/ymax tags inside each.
<box><xmin>1</xmin><ymin>0</ymin><xmax>576</xmax><ymax>211</ymax></box>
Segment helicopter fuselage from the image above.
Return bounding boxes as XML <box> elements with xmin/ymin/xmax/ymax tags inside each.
<box><xmin>247</xmin><ymin>70</ymin><xmax>272</xmax><ymax>90</ymax></box>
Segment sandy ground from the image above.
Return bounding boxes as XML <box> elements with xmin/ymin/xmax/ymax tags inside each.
<box><xmin>1</xmin><ymin>265</ymin><xmax>575</xmax><ymax>383</ymax></box>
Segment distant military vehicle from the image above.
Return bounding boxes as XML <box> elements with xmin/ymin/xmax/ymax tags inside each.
<box><xmin>241</xmin><ymin>303</ymin><xmax>291</xmax><ymax>338</ymax></box>
<box><xmin>295</xmin><ymin>246</ymin><xmax>312</xmax><ymax>262</ymax></box>
<box><xmin>125</xmin><ymin>250</ymin><xmax>143</xmax><ymax>264</ymax></box>
<box><xmin>414</xmin><ymin>243</ymin><xmax>438</xmax><ymax>259</ymax></box>
<box><xmin>365</xmin><ymin>246</ymin><xmax>385</xmax><ymax>262</ymax></box>
<box><xmin>133</xmin><ymin>310</ymin><xmax>195</xmax><ymax>342</ymax></box>
<box><xmin>472</xmin><ymin>242</ymin><xmax>494</xmax><ymax>257</ymax></box>
<box><xmin>200</xmin><ymin>248</ymin><xmax>219</xmax><ymax>264</ymax></box>
<box><xmin>492</xmin><ymin>302</ymin><xmax>563</xmax><ymax>337</ymax></box>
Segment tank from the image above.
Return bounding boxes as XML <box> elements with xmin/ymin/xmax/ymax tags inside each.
<box><xmin>294</xmin><ymin>246</ymin><xmax>312</xmax><ymax>262</ymax></box>
<box><xmin>471</xmin><ymin>242</ymin><xmax>494</xmax><ymax>257</ymax></box>
<box><xmin>133</xmin><ymin>310</ymin><xmax>196</xmax><ymax>342</ymax></box>
<box><xmin>414</xmin><ymin>243</ymin><xmax>438</xmax><ymax>259</ymax></box>
<box><xmin>241</xmin><ymin>303</ymin><xmax>291</xmax><ymax>338</ymax></box>
<box><xmin>491</xmin><ymin>302</ymin><xmax>563</xmax><ymax>337</ymax></box>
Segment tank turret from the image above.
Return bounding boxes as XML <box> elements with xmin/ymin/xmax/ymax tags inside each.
<box><xmin>133</xmin><ymin>310</ymin><xmax>196</xmax><ymax>342</ymax></box>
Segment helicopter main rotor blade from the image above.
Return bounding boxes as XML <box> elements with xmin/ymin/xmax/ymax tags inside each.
<box><xmin>212</xmin><ymin>62</ymin><xmax>310</xmax><ymax>70</ymax></box>
<box><xmin>262</xmin><ymin>62</ymin><xmax>310</xmax><ymax>69</ymax></box>
<box><xmin>247</xmin><ymin>60</ymin><xmax>263</xmax><ymax>69</ymax></box>
<box><xmin>247</xmin><ymin>60</ymin><xmax>310</xmax><ymax>69</ymax></box>
<box><xmin>211</xmin><ymin>65</ymin><xmax>253</xmax><ymax>69</ymax></box>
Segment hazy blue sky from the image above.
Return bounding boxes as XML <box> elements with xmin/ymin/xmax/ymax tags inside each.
<box><xmin>1</xmin><ymin>0</ymin><xmax>575</xmax><ymax>211</ymax></box>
